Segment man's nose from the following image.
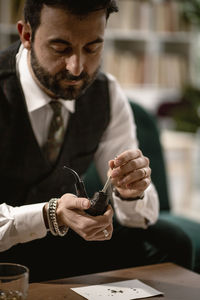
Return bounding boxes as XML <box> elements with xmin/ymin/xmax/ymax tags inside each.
<box><xmin>65</xmin><ymin>54</ymin><xmax>84</xmax><ymax>77</ymax></box>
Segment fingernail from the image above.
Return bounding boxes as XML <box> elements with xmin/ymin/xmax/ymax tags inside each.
<box><xmin>83</xmin><ymin>200</ymin><xmax>90</xmax><ymax>209</ymax></box>
<box><xmin>112</xmin><ymin>169</ymin><xmax>119</xmax><ymax>177</ymax></box>
<box><xmin>114</xmin><ymin>159</ymin><xmax>121</xmax><ymax>167</ymax></box>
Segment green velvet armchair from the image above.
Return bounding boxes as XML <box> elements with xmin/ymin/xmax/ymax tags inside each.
<box><xmin>84</xmin><ymin>100</ymin><xmax>200</xmax><ymax>272</ymax></box>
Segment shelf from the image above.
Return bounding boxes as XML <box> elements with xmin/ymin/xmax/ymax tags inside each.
<box><xmin>0</xmin><ymin>0</ymin><xmax>197</xmax><ymax>113</ymax></box>
<box><xmin>0</xmin><ymin>23</ymin><xmax>17</xmax><ymax>35</ymax></box>
<box><xmin>0</xmin><ymin>0</ymin><xmax>24</xmax><ymax>50</ymax></box>
<box><xmin>102</xmin><ymin>0</ymin><xmax>196</xmax><ymax>111</ymax></box>
<box><xmin>105</xmin><ymin>29</ymin><xmax>194</xmax><ymax>44</ymax></box>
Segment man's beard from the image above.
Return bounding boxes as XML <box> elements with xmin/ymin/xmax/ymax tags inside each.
<box><xmin>30</xmin><ymin>47</ymin><xmax>100</xmax><ymax>100</ymax></box>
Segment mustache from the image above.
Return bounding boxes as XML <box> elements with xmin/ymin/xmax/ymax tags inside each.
<box><xmin>55</xmin><ymin>70</ymin><xmax>88</xmax><ymax>81</ymax></box>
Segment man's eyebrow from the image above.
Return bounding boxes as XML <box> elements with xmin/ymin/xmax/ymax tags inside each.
<box><xmin>49</xmin><ymin>39</ymin><xmax>71</xmax><ymax>45</ymax></box>
<box><xmin>86</xmin><ymin>37</ymin><xmax>104</xmax><ymax>46</ymax></box>
<box><xmin>48</xmin><ymin>37</ymin><xmax>104</xmax><ymax>46</ymax></box>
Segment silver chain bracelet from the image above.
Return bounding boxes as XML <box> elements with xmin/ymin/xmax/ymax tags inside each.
<box><xmin>47</xmin><ymin>198</ymin><xmax>68</xmax><ymax>237</ymax></box>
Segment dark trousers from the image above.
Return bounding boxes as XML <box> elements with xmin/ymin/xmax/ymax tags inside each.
<box><xmin>0</xmin><ymin>219</ymin><xmax>194</xmax><ymax>282</ymax></box>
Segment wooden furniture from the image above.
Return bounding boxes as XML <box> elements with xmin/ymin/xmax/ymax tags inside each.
<box><xmin>27</xmin><ymin>262</ymin><xmax>200</xmax><ymax>300</ymax></box>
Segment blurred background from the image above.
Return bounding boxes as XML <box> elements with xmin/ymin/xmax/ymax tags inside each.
<box><xmin>1</xmin><ymin>0</ymin><xmax>200</xmax><ymax>222</ymax></box>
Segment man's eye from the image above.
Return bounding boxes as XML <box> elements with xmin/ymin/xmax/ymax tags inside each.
<box><xmin>85</xmin><ymin>46</ymin><xmax>100</xmax><ymax>54</ymax></box>
<box><xmin>52</xmin><ymin>46</ymin><xmax>72</xmax><ymax>54</ymax></box>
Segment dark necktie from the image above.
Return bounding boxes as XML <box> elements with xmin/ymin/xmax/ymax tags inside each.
<box><xmin>43</xmin><ymin>101</ymin><xmax>65</xmax><ymax>164</ymax></box>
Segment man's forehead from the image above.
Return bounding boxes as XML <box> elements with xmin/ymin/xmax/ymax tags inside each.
<box><xmin>40</xmin><ymin>4</ymin><xmax>107</xmax><ymax>23</ymax></box>
<box><xmin>37</xmin><ymin>6</ymin><xmax>106</xmax><ymax>42</ymax></box>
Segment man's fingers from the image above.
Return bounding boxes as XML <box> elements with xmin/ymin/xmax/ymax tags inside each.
<box><xmin>87</xmin><ymin>224</ymin><xmax>113</xmax><ymax>241</ymax></box>
<box><xmin>117</xmin><ymin>166</ymin><xmax>152</xmax><ymax>186</ymax></box>
<box><xmin>114</xmin><ymin>149</ymin><xmax>141</xmax><ymax>167</ymax></box>
<box><xmin>57</xmin><ymin>195</ymin><xmax>114</xmax><ymax>241</ymax></box>
<box><xmin>111</xmin><ymin>154</ymin><xmax>150</xmax><ymax>180</ymax></box>
<box><xmin>60</xmin><ymin>193</ymin><xmax>90</xmax><ymax>210</ymax></box>
<box><xmin>109</xmin><ymin>159</ymin><xmax>115</xmax><ymax>169</ymax></box>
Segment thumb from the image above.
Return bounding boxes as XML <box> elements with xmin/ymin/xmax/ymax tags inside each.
<box><xmin>62</xmin><ymin>194</ymin><xmax>90</xmax><ymax>210</ymax></box>
<box><xmin>76</xmin><ymin>198</ymin><xmax>91</xmax><ymax>210</ymax></box>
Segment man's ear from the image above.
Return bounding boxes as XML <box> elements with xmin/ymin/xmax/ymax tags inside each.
<box><xmin>17</xmin><ymin>20</ymin><xmax>32</xmax><ymax>50</ymax></box>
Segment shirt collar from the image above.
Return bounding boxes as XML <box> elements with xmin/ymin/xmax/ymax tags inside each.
<box><xmin>16</xmin><ymin>45</ymin><xmax>75</xmax><ymax>113</ymax></box>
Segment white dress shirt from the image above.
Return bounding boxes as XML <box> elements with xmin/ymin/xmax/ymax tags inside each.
<box><xmin>0</xmin><ymin>45</ymin><xmax>159</xmax><ymax>251</ymax></box>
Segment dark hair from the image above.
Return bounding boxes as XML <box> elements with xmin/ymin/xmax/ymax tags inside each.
<box><xmin>24</xmin><ymin>0</ymin><xmax>118</xmax><ymax>39</ymax></box>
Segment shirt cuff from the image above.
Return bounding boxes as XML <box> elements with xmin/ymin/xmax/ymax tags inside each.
<box><xmin>13</xmin><ymin>203</ymin><xmax>48</xmax><ymax>243</ymax></box>
<box><xmin>112</xmin><ymin>184</ymin><xmax>159</xmax><ymax>229</ymax></box>
<box><xmin>112</xmin><ymin>191</ymin><xmax>148</xmax><ymax>228</ymax></box>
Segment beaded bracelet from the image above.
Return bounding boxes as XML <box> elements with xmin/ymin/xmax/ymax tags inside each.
<box><xmin>48</xmin><ymin>198</ymin><xmax>68</xmax><ymax>237</ymax></box>
<box><xmin>47</xmin><ymin>201</ymin><xmax>57</xmax><ymax>236</ymax></box>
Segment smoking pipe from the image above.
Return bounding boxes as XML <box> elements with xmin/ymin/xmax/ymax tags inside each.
<box><xmin>63</xmin><ymin>166</ymin><xmax>110</xmax><ymax>216</ymax></box>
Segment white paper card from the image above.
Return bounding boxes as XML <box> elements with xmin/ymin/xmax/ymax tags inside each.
<box><xmin>71</xmin><ymin>279</ymin><xmax>163</xmax><ymax>300</ymax></box>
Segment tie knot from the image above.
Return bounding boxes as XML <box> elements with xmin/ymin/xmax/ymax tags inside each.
<box><xmin>50</xmin><ymin>101</ymin><xmax>62</xmax><ymax>116</ymax></box>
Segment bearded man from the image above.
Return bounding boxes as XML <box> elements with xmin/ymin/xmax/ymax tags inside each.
<box><xmin>0</xmin><ymin>0</ymin><xmax>192</xmax><ymax>282</ymax></box>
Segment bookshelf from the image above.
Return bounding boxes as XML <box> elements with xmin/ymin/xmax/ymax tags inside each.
<box><xmin>0</xmin><ymin>0</ymin><xmax>198</xmax><ymax>113</ymax></box>
<box><xmin>0</xmin><ymin>0</ymin><xmax>24</xmax><ymax>51</ymax></box>
<box><xmin>103</xmin><ymin>0</ymin><xmax>196</xmax><ymax>112</ymax></box>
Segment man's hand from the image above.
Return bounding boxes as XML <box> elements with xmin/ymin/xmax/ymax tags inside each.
<box><xmin>109</xmin><ymin>149</ymin><xmax>151</xmax><ymax>199</ymax></box>
<box><xmin>44</xmin><ymin>193</ymin><xmax>113</xmax><ymax>240</ymax></box>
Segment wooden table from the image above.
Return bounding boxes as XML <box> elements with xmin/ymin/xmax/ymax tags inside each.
<box><xmin>27</xmin><ymin>262</ymin><xmax>200</xmax><ymax>299</ymax></box>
